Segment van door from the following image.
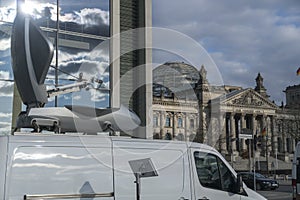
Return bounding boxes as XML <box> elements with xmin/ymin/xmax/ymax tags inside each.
<box><xmin>191</xmin><ymin>149</ymin><xmax>241</xmax><ymax>200</ymax></box>
<box><xmin>112</xmin><ymin>141</ymin><xmax>191</xmax><ymax>200</ymax></box>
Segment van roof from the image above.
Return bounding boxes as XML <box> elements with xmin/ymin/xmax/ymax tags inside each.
<box><xmin>3</xmin><ymin>133</ymin><xmax>216</xmax><ymax>153</ymax></box>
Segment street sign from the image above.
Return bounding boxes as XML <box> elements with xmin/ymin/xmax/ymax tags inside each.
<box><xmin>239</xmin><ymin>128</ymin><xmax>253</xmax><ymax>139</ymax></box>
<box><xmin>241</xmin><ymin>128</ymin><xmax>252</xmax><ymax>135</ymax></box>
<box><xmin>239</xmin><ymin>134</ymin><xmax>253</xmax><ymax>139</ymax></box>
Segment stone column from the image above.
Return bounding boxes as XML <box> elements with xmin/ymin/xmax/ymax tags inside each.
<box><xmin>282</xmin><ymin>118</ymin><xmax>288</xmax><ymax>154</ymax></box>
<box><xmin>219</xmin><ymin>114</ymin><xmax>227</xmax><ymax>155</ymax></box>
<box><xmin>159</xmin><ymin>111</ymin><xmax>165</xmax><ymax>139</ymax></box>
<box><xmin>252</xmin><ymin>114</ymin><xmax>257</xmax><ymax>136</ymax></box>
<box><xmin>241</xmin><ymin>113</ymin><xmax>247</xmax><ymax>151</ymax></box>
<box><xmin>209</xmin><ymin>116</ymin><xmax>217</xmax><ymax>147</ymax></box>
<box><xmin>260</xmin><ymin>115</ymin><xmax>267</xmax><ymax>156</ymax></box>
<box><xmin>172</xmin><ymin>112</ymin><xmax>176</xmax><ymax>138</ymax></box>
<box><xmin>282</xmin><ymin>133</ymin><xmax>288</xmax><ymax>161</ymax></box>
<box><xmin>271</xmin><ymin>116</ymin><xmax>278</xmax><ymax>156</ymax></box>
<box><xmin>292</xmin><ymin>138</ymin><xmax>296</xmax><ymax>153</ymax></box>
<box><xmin>266</xmin><ymin>116</ymin><xmax>272</xmax><ymax>154</ymax></box>
<box><xmin>183</xmin><ymin>113</ymin><xmax>187</xmax><ymax>141</ymax></box>
<box><xmin>252</xmin><ymin>114</ymin><xmax>258</xmax><ymax>157</ymax></box>
<box><xmin>230</xmin><ymin>113</ymin><xmax>237</xmax><ymax>152</ymax></box>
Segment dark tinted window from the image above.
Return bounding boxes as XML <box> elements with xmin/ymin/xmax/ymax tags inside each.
<box><xmin>194</xmin><ymin>152</ymin><xmax>221</xmax><ymax>190</ymax></box>
<box><xmin>194</xmin><ymin>151</ymin><xmax>237</xmax><ymax>193</ymax></box>
<box><xmin>297</xmin><ymin>158</ymin><xmax>300</xmax><ymax>182</ymax></box>
<box><xmin>218</xmin><ymin>157</ymin><xmax>236</xmax><ymax>192</ymax></box>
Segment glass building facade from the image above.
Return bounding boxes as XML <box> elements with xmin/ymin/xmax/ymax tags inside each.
<box><xmin>0</xmin><ymin>0</ymin><xmax>152</xmax><ymax>137</ymax></box>
<box><xmin>0</xmin><ymin>0</ymin><xmax>17</xmax><ymax>134</ymax></box>
<box><xmin>0</xmin><ymin>0</ymin><xmax>111</xmax><ymax>134</ymax></box>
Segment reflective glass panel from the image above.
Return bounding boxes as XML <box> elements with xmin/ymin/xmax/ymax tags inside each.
<box><xmin>0</xmin><ymin>0</ymin><xmax>16</xmax><ymax>135</ymax></box>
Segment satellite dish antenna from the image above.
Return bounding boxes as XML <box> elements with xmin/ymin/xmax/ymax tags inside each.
<box><xmin>10</xmin><ymin>12</ymin><xmax>141</xmax><ymax>134</ymax></box>
<box><xmin>11</xmin><ymin>12</ymin><xmax>54</xmax><ymax>109</ymax></box>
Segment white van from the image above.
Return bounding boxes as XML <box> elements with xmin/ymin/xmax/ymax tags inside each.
<box><xmin>292</xmin><ymin>142</ymin><xmax>300</xmax><ymax>200</ymax></box>
<box><xmin>0</xmin><ymin>133</ymin><xmax>266</xmax><ymax>200</ymax></box>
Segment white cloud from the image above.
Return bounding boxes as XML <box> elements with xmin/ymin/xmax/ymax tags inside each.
<box><xmin>90</xmin><ymin>91</ymin><xmax>107</xmax><ymax>102</ymax></box>
<box><xmin>20</xmin><ymin>2</ymin><xmax>109</xmax><ymax>28</ymax></box>
<box><xmin>73</xmin><ymin>8</ymin><xmax>109</xmax><ymax>26</ymax></box>
<box><xmin>21</xmin><ymin>2</ymin><xmax>56</xmax><ymax>20</ymax></box>
<box><xmin>0</xmin><ymin>112</ymin><xmax>11</xmax><ymax>135</ymax></box>
<box><xmin>73</xmin><ymin>95</ymin><xmax>81</xmax><ymax>100</ymax></box>
<box><xmin>0</xmin><ymin>71</ymin><xmax>13</xmax><ymax>97</ymax></box>
<box><xmin>0</xmin><ymin>121</ymin><xmax>10</xmax><ymax>126</ymax></box>
<box><xmin>0</xmin><ymin>38</ymin><xmax>10</xmax><ymax>51</ymax></box>
<box><xmin>0</xmin><ymin>112</ymin><xmax>12</xmax><ymax>118</ymax></box>
<box><xmin>153</xmin><ymin>0</ymin><xmax>300</xmax><ymax>104</ymax></box>
<box><xmin>0</xmin><ymin>4</ymin><xmax>16</xmax><ymax>23</ymax></box>
<box><xmin>54</xmin><ymin>46</ymin><xmax>109</xmax><ymax>82</ymax></box>
<box><xmin>63</xmin><ymin>95</ymin><xmax>71</xmax><ymax>100</ymax></box>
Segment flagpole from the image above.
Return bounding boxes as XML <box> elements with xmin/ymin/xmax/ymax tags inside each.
<box><xmin>266</xmin><ymin>126</ymin><xmax>269</xmax><ymax>175</ymax></box>
<box><xmin>253</xmin><ymin>130</ymin><xmax>256</xmax><ymax>191</ymax></box>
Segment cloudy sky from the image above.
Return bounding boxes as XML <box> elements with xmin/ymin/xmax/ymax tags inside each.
<box><xmin>152</xmin><ymin>0</ymin><xmax>300</xmax><ymax>104</ymax></box>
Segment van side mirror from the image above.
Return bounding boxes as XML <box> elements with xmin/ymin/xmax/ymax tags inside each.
<box><xmin>236</xmin><ymin>174</ymin><xmax>244</xmax><ymax>194</ymax></box>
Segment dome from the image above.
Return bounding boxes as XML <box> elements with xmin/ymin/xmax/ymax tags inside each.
<box><xmin>153</xmin><ymin>62</ymin><xmax>200</xmax><ymax>99</ymax></box>
<box><xmin>153</xmin><ymin>62</ymin><xmax>200</xmax><ymax>85</ymax></box>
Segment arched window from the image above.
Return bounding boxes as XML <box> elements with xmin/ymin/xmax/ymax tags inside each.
<box><xmin>165</xmin><ymin>116</ymin><xmax>171</xmax><ymax>127</ymax></box>
<box><xmin>190</xmin><ymin>119</ymin><xmax>195</xmax><ymax>129</ymax></box>
<box><xmin>178</xmin><ymin>117</ymin><xmax>183</xmax><ymax>128</ymax></box>
<box><xmin>153</xmin><ymin>116</ymin><xmax>158</xmax><ymax>127</ymax></box>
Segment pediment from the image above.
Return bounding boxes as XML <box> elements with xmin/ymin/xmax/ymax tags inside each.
<box><xmin>222</xmin><ymin>88</ymin><xmax>278</xmax><ymax>109</ymax></box>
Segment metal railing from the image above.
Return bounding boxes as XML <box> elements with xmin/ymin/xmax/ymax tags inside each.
<box><xmin>24</xmin><ymin>192</ymin><xmax>114</xmax><ymax>199</ymax></box>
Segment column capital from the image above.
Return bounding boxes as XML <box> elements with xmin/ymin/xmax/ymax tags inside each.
<box><xmin>262</xmin><ymin>114</ymin><xmax>268</xmax><ymax>119</ymax></box>
<box><xmin>252</xmin><ymin>113</ymin><xmax>257</xmax><ymax>118</ymax></box>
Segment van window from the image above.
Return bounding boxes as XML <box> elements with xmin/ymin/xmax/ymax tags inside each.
<box><xmin>194</xmin><ymin>152</ymin><xmax>236</xmax><ymax>193</ymax></box>
<box><xmin>297</xmin><ymin>158</ymin><xmax>300</xmax><ymax>182</ymax></box>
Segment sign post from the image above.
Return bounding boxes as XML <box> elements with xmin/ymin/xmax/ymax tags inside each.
<box><xmin>240</xmin><ymin>128</ymin><xmax>256</xmax><ymax>190</ymax></box>
<box><xmin>240</xmin><ymin>128</ymin><xmax>253</xmax><ymax>171</ymax></box>
<box><xmin>129</xmin><ymin>158</ymin><xmax>158</xmax><ymax>200</ymax></box>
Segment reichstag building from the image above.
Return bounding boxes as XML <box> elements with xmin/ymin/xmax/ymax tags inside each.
<box><xmin>152</xmin><ymin>61</ymin><xmax>300</xmax><ymax>164</ymax></box>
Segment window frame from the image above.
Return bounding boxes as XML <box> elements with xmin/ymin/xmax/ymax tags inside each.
<box><xmin>153</xmin><ymin>116</ymin><xmax>158</xmax><ymax>127</ymax></box>
<box><xmin>178</xmin><ymin>117</ymin><xmax>183</xmax><ymax>128</ymax></box>
<box><xmin>190</xmin><ymin>118</ymin><xmax>194</xmax><ymax>129</ymax></box>
<box><xmin>193</xmin><ymin>151</ymin><xmax>242</xmax><ymax>194</ymax></box>
<box><xmin>165</xmin><ymin>116</ymin><xmax>171</xmax><ymax>127</ymax></box>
